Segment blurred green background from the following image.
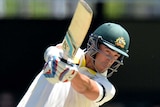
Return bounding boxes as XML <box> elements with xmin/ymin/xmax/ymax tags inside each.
<box><xmin>0</xmin><ymin>0</ymin><xmax>160</xmax><ymax>107</ymax></box>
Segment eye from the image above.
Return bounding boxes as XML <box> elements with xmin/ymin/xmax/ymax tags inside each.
<box><xmin>105</xmin><ymin>49</ymin><xmax>110</xmax><ymax>53</ymax></box>
<box><xmin>113</xmin><ymin>53</ymin><xmax>120</xmax><ymax>59</ymax></box>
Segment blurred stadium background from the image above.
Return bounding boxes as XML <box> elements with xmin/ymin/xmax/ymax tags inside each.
<box><xmin>0</xmin><ymin>0</ymin><xmax>160</xmax><ymax>107</ymax></box>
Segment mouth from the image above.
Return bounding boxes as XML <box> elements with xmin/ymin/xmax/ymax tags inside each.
<box><xmin>96</xmin><ymin>61</ymin><xmax>111</xmax><ymax>72</ymax></box>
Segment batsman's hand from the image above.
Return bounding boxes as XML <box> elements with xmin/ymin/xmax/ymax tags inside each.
<box><xmin>43</xmin><ymin>48</ymin><xmax>78</xmax><ymax>84</ymax></box>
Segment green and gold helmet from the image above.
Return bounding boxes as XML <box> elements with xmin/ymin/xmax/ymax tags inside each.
<box><xmin>92</xmin><ymin>22</ymin><xmax>130</xmax><ymax>57</ymax></box>
<box><xmin>87</xmin><ymin>22</ymin><xmax>130</xmax><ymax>77</ymax></box>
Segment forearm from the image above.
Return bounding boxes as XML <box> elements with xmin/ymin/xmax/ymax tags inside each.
<box><xmin>71</xmin><ymin>72</ymin><xmax>99</xmax><ymax>100</ymax></box>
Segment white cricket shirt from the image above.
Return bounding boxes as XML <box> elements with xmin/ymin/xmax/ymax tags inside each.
<box><xmin>17</xmin><ymin>46</ymin><xmax>116</xmax><ymax>107</ymax></box>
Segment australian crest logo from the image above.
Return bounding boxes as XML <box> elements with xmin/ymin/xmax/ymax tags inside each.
<box><xmin>115</xmin><ymin>37</ymin><xmax>126</xmax><ymax>48</ymax></box>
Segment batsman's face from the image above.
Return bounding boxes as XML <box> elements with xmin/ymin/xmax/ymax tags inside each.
<box><xmin>94</xmin><ymin>44</ymin><xmax>120</xmax><ymax>73</ymax></box>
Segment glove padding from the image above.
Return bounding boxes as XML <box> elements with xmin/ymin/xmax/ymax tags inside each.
<box><xmin>43</xmin><ymin>48</ymin><xmax>78</xmax><ymax>84</ymax></box>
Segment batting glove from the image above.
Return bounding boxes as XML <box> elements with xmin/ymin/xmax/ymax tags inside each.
<box><xmin>43</xmin><ymin>49</ymin><xmax>78</xmax><ymax>84</ymax></box>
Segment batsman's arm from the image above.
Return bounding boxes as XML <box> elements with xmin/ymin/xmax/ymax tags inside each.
<box><xmin>71</xmin><ymin>72</ymin><xmax>100</xmax><ymax>101</ymax></box>
<box><xmin>71</xmin><ymin>71</ymin><xmax>116</xmax><ymax>105</ymax></box>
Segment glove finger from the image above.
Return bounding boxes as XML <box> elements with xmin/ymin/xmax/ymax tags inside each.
<box><xmin>43</xmin><ymin>61</ymin><xmax>56</xmax><ymax>78</ymax></box>
<box><xmin>54</xmin><ymin>61</ymin><xmax>69</xmax><ymax>81</ymax></box>
<box><xmin>59</xmin><ymin>67</ymin><xmax>77</xmax><ymax>82</ymax></box>
<box><xmin>52</xmin><ymin>56</ymin><xmax>67</xmax><ymax>77</ymax></box>
<box><xmin>56</xmin><ymin>64</ymin><xmax>68</xmax><ymax>76</ymax></box>
<box><xmin>52</xmin><ymin>56</ymin><xmax>77</xmax><ymax>82</ymax></box>
<box><xmin>56</xmin><ymin>63</ymin><xmax>77</xmax><ymax>81</ymax></box>
<box><xmin>52</xmin><ymin>56</ymin><xmax>61</xmax><ymax>71</ymax></box>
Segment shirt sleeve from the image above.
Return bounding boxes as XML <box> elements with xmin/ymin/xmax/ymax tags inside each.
<box><xmin>93</xmin><ymin>75</ymin><xmax>116</xmax><ymax>106</ymax></box>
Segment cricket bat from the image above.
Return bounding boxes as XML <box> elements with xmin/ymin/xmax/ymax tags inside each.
<box><xmin>62</xmin><ymin>0</ymin><xmax>93</xmax><ymax>62</ymax></box>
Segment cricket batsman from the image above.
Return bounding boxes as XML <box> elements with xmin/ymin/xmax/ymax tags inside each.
<box><xmin>17</xmin><ymin>22</ymin><xmax>130</xmax><ymax>107</ymax></box>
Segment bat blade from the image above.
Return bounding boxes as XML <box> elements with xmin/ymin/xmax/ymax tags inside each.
<box><xmin>62</xmin><ymin>0</ymin><xmax>93</xmax><ymax>60</ymax></box>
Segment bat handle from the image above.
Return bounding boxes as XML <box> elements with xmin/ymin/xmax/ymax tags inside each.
<box><xmin>60</xmin><ymin>57</ymin><xmax>74</xmax><ymax>67</ymax></box>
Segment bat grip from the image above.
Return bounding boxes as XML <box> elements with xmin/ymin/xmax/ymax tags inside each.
<box><xmin>60</xmin><ymin>57</ymin><xmax>74</xmax><ymax>67</ymax></box>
